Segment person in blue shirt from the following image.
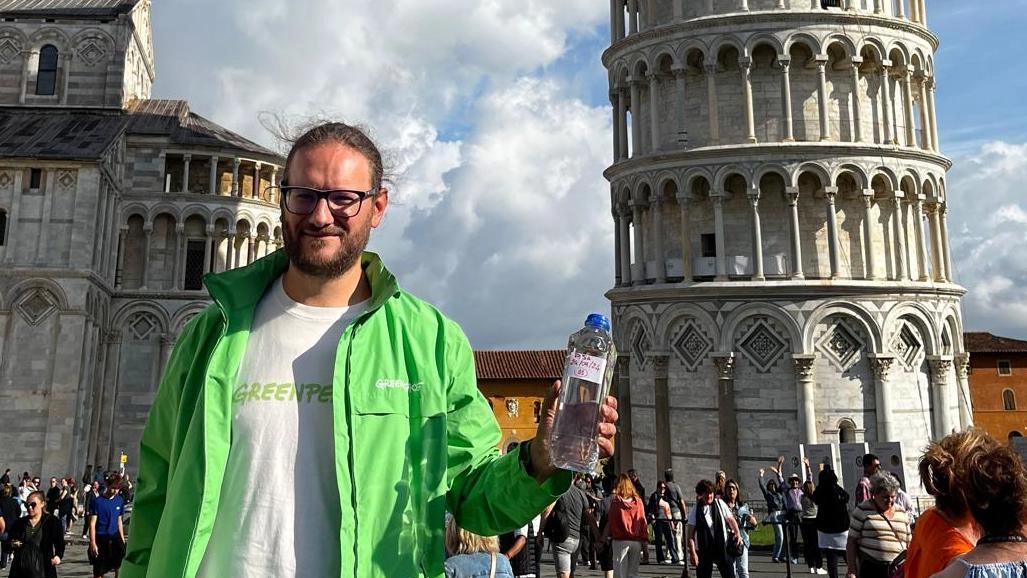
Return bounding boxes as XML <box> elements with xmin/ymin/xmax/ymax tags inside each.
<box><xmin>88</xmin><ymin>474</ymin><xmax>125</xmax><ymax>578</ymax></box>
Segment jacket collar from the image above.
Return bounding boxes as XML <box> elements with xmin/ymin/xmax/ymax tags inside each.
<box><xmin>202</xmin><ymin>250</ymin><xmax>400</xmax><ymax>315</ymax></box>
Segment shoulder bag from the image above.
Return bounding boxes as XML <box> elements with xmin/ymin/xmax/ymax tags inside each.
<box><xmin>878</xmin><ymin>509</ymin><xmax>908</xmax><ymax>578</ymax></box>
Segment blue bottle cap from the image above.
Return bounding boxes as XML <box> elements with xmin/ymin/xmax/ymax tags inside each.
<box><xmin>584</xmin><ymin>313</ymin><xmax>611</xmax><ymax>332</ymax></box>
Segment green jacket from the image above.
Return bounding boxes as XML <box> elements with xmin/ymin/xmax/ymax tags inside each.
<box><xmin>122</xmin><ymin>251</ymin><xmax>570</xmax><ymax>578</ymax></box>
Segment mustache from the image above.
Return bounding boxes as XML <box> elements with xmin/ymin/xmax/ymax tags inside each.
<box><xmin>298</xmin><ymin>226</ymin><xmax>347</xmax><ymax>236</ymax></box>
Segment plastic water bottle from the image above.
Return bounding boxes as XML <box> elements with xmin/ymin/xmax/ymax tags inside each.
<box><xmin>549</xmin><ymin>313</ymin><xmax>617</xmax><ymax>473</ymax></box>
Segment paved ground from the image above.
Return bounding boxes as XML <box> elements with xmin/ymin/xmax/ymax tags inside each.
<box><xmin>47</xmin><ymin>537</ymin><xmax>838</xmax><ymax>576</ymax></box>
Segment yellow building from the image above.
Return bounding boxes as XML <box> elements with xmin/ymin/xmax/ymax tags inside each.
<box><xmin>474</xmin><ymin>350</ymin><xmax>565</xmax><ymax>452</ymax></box>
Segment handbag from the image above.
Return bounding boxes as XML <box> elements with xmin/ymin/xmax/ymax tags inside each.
<box><xmin>488</xmin><ymin>551</ymin><xmax>496</xmax><ymax>578</ymax></box>
<box><xmin>877</xmin><ymin>508</ymin><xmax>908</xmax><ymax>578</ymax></box>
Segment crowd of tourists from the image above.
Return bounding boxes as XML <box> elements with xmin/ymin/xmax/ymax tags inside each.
<box><xmin>440</xmin><ymin>428</ymin><xmax>1027</xmax><ymax>578</ymax></box>
<box><xmin>0</xmin><ymin>468</ymin><xmax>130</xmax><ymax>578</ymax></box>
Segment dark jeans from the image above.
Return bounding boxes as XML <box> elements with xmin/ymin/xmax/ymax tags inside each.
<box><xmin>697</xmin><ymin>551</ymin><xmax>736</xmax><ymax>578</ymax></box>
<box><xmin>824</xmin><ymin>548</ymin><xmax>844</xmax><ymax>578</ymax></box>
<box><xmin>858</xmin><ymin>555</ymin><xmax>891</xmax><ymax>578</ymax></box>
<box><xmin>655</xmin><ymin>520</ymin><xmax>678</xmax><ymax>563</ymax></box>
<box><xmin>800</xmin><ymin>519</ymin><xmax>823</xmax><ymax>569</ymax></box>
<box><xmin>785</xmin><ymin>512</ymin><xmax>800</xmax><ymax>560</ymax></box>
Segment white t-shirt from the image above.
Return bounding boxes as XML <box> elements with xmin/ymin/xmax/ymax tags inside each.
<box><xmin>197</xmin><ymin>278</ymin><xmax>368</xmax><ymax>578</ymax></box>
<box><xmin>513</xmin><ymin>515</ymin><xmax>541</xmax><ymax>578</ymax></box>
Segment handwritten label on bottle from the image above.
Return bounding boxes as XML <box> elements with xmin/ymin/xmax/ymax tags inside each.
<box><xmin>568</xmin><ymin>351</ymin><xmax>607</xmax><ymax>385</ymax></box>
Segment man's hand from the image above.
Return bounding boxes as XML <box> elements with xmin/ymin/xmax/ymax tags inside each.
<box><xmin>89</xmin><ymin>542</ymin><xmax>98</xmax><ymax>557</ymax></box>
<box><xmin>529</xmin><ymin>380</ymin><xmax>619</xmax><ymax>482</ymax></box>
<box><xmin>51</xmin><ymin>556</ymin><xmax>60</xmax><ymax>566</ymax></box>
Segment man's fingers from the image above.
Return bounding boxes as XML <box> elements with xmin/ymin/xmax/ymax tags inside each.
<box><xmin>597</xmin><ymin>422</ymin><xmax>617</xmax><ymax>438</ymax></box>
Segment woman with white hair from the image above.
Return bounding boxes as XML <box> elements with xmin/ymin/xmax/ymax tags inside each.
<box><xmin>845</xmin><ymin>473</ymin><xmax>911</xmax><ymax>578</ymax></box>
<box><xmin>444</xmin><ymin>516</ymin><xmax>514</xmax><ymax>578</ymax></box>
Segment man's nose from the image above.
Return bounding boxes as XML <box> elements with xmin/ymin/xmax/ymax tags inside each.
<box><xmin>307</xmin><ymin>198</ymin><xmax>335</xmax><ymax>227</ymax></box>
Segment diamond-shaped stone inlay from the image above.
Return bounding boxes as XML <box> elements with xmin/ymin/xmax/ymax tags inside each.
<box><xmin>16</xmin><ymin>290</ymin><xmax>57</xmax><ymax>326</ymax></box>
<box><xmin>630</xmin><ymin>324</ymin><xmax>652</xmax><ymax>369</ymax></box>
<box><xmin>816</xmin><ymin>320</ymin><xmax>864</xmax><ymax>372</ymax></box>
<box><xmin>671</xmin><ymin>321</ymin><xmax>712</xmax><ymax>371</ymax></box>
<box><xmin>0</xmin><ymin>38</ymin><xmax>20</xmax><ymax>65</ymax></box>
<box><xmin>0</xmin><ymin>171</ymin><xmax>12</xmax><ymax>188</ymax></box>
<box><xmin>57</xmin><ymin>170</ymin><xmax>76</xmax><ymax>190</ymax></box>
<box><xmin>738</xmin><ymin>318</ymin><xmax>787</xmax><ymax>373</ymax></box>
<box><xmin>76</xmin><ymin>39</ymin><xmax>107</xmax><ymax>66</ymax></box>
<box><xmin>891</xmin><ymin>323</ymin><xmax>923</xmax><ymax>369</ymax></box>
<box><xmin>128</xmin><ymin>313</ymin><xmax>158</xmax><ymax>340</ymax></box>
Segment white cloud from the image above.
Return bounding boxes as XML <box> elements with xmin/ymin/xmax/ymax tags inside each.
<box><xmin>948</xmin><ymin>141</ymin><xmax>1027</xmax><ymax>339</ymax></box>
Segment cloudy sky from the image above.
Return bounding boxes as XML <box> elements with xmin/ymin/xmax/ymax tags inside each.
<box><xmin>151</xmin><ymin>0</ymin><xmax>1027</xmax><ymax>349</ymax></box>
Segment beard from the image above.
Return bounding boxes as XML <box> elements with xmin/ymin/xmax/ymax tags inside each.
<box><xmin>282</xmin><ymin>218</ymin><xmax>370</xmax><ymax>279</ymax></box>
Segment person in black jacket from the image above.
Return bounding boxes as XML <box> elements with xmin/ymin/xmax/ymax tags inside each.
<box><xmin>811</xmin><ymin>468</ymin><xmax>850</xmax><ymax>578</ymax></box>
<box><xmin>8</xmin><ymin>491</ymin><xmax>64</xmax><ymax>578</ymax></box>
<box><xmin>0</xmin><ymin>484</ymin><xmax>21</xmax><ymax>569</ymax></box>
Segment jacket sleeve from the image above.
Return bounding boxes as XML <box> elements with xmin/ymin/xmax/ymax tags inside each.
<box><xmin>121</xmin><ymin>311</ymin><xmax>212</xmax><ymax>578</ymax></box>
<box><xmin>443</xmin><ymin>325</ymin><xmax>571</xmax><ymax>535</ymax></box>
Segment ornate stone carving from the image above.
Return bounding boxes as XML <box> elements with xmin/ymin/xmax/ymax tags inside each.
<box><xmin>793</xmin><ymin>356</ymin><xmax>816</xmax><ymax>381</ymax></box>
<box><xmin>670</xmin><ymin>320</ymin><xmax>712</xmax><ymax>372</ymax></box>
<box><xmin>816</xmin><ymin>318</ymin><xmax>864</xmax><ymax>372</ymax></box>
<box><xmin>0</xmin><ymin>34</ymin><xmax>22</xmax><ymax>65</ymax></box>
<box><xmin>737</xmin><ymin>317</ymin><xmax>788</xmax><ymax>373</ymax></box>
<box><xmin>630</xmin><ymin>324</ymin><xmax>652</xmax><ymax>369</ymax></box>
<box><xmin>505</xmin><ymin>399</ymin><xmax>519</xmax><ymax>418</ymax></box>
<box><xmin>871</xmin><ymin>356</ymin><xmax>895</xmax><ymax>381</ymax></box>
<box><xmin>16</xmin><ymin>290</ymin><xmax>58</xmax><ymax>326</ymax></box>
<box><xmin>954</xmin><ymin>353</ymin><xmax>970</xmax><ymax>379</ymax></box>
<box><xmin>649</xmin><ymin>353</ymin><xmax>670</xmax><ymax>373</ymax></box>
<box><xmin>713</xmin><ymin>354</ymin><xmax>735</xmax><ymax>380</ymax></box>
<box><xmin>928</xmin><ymin>357</ymin><xmax>953</xmax><ymax>383</ymax></box>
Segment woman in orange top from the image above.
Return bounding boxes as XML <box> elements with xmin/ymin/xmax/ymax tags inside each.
<box><xmin>602</xmin><ymin>473</ymin><xmax>648</xmax><ymax>578</ymax></box>
<box><xmin>907</xmin><ymin>429</ymin><xmax>995</xmax><ymax>578</ymax></box>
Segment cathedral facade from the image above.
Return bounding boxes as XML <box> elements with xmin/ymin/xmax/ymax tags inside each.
<box><xmin>604</xmin><ymin>0</ymin><xmax>969</xmax><ymax>489</ymax></box>
<box><xmin>0</xmin><ymin>0</ymin><xmax>283</xmax><ymax>478</ymax></box>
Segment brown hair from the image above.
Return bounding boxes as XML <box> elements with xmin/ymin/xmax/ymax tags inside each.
<box><xmin>961</xmin><ymin>443</ymin><xmax>1027</xmax><ymax>536</ymax></box>
<box><xmin>282</xmin><ymin>122</ymin><xmax>385</xmax><ymax>191</ymax></box>
<box><xmin>613</xmin><ymin>473</ymin><xmax>639</xmax><ymax>500</ymax></box>
<box><xmin>919</xmin><ymin>428</ymin><xmax>999</xmax><ymax>517</ymax></box>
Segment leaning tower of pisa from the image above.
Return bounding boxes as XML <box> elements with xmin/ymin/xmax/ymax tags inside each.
<box><xmin>604</xmin><ymin>0</ymin><xmax>968</xmax><ymax>489</ymax></box>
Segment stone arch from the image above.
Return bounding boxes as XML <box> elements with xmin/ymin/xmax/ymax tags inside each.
<box><xmin>683</xmin><ymin>168</ymin><xmax>714</xmax><ymax>192</ymax></box>
<box><xmin>147</xmin><ymin>203</ymin><xmax>180</xmax><ymax>224</ymax></box>
<box><xmin>617</xmin><ymin>306</ymin><xmax>655</xmax><ymax>360</ymax></box>
<box><xmin>652</xmin><ymin>48</ymin><xmax>678</xmax><ymax>72</ymax></box>
<box><xmin>632</xmin><ymin>180</ymin><xmax>653</xmax><ymax>204</ymax></box>
<box><xmin>823</xmin><ymin>35</ymin><xmax>857</xmax><ymax>60</ymax></box>
<box><xmin>235</xmin><ymin>209</ymin><xmax>258</xmax><ymax>227</ymax></box>
<box><xmin>713</xmin><ymin>165</ymin><xmax>750</xmax><ymax>192</ymax></box>
<box><xmin>179</xmin><ymin>204</ymin><xmax>212</xmax><ymax>223</ymax></box>
<box><xmin>753</xmin><ymin>163</ymin><xmax>790</xmax><ymax>191</ymax></box>
<box><xmin>746</xmin><ymin>33</ymin><xmax>784</xmax><ymax>58</ymax></box>
<box><xmin>631</xmin><ymin>56</ymin><xmax>649</xmax><ymax>79</ymax></box>
<box><xmin>793</xmin><ymin>162</ymin><xmax>831</xmax><ymax>189</ymax></box>
<box><xmin>658</xmin><ymin>305</ymin><xmax>720</xmax><ymax>371</ymax></box>
<box><xmin>710</xmin><ymin>35</ymin><xmax>747</xmax><ymax>64</ymax></box>
<box><xmin>899</xmin><ymin>171</ymin><xmax>920</xmax><ymax>197</ymax></box>
<box><xmin>654</xmin><ymin>171</ymin><xmax>681</xmax><ymax>201</ymax></box>
<box><xmin>6</xmin><ymin>277</ymin><xmax>69</xmax><ymax>313</ymax></box>
<box><xmin>720</xmin><ymin>303</ymin><xmax>802</xmax><ymax>353</ymax></box>
<box><xmin>71</xmin><ymin>28</ymin><xmax>115</xmax><ymax>67</ymax></box>
<box><xmin>886</xmin><ymin>43</ymin><xmax>910</xmax><ymax>68</ymax></box>
<box><xmin>941</xmin><ymin>311</ymin><xmax>964</xmax><ymax>354</ymax></box>
<box><xmin>655</xmin><ymin>303</ymin><xmax>720</xmax><ymax>345</ymax></box>
<box><xmin>120</xmin><ymin>202</ymin><xmax>148</xmax><ymax>223</ymax></box>
<box><xmin>883</xmin><ymin>303</ymin><xmax>939</xmax><ymax>358</ymax></box>
<box><xmin>869</xmin><ymin>166</ymin><xmax>899</xmax><ymax>193</ymax></box>
<box><xmin>803</xmin><ymin>301</ymin><xmax>882</xmax><ymax>354</ymax></box>
<box><xmin>112</xmin><ymin>300</ymin><xmax>171</xmax><ymax>334</ymax></box>
<box><xmin>171</xmin><ymin>302</ymin><xmax>209</xmax><ymax>335</ymax></box>
<box><xmin>29</xmin><ymin>27</ymin><xmax>71</xmax><ymax>51</ymax></box>
<box><xmin>210</xmin><ymin>208</ymin><xmax>235</xmax><ymax>228</ymax></box>
<box><xmin>683</xmin><ymin>44</ymin><xmax>707</xmax><ymax>73</ymax></box>
<box><xmin>857</xmin><ymin>37</ymin><xmax>888</xmax><ymax>63</ymax></box>
<box><xmin>834</xmin><ymin>164</ymin><xmax>870</xmax><ymax>189</ymax></box>
<box><xmin>784</xmin><ymin>32</ymin><xmax>821</xmax><ymax>57</ymax></box>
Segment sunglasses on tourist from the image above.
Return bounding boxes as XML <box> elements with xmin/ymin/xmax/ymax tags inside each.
<box><xmin>26</xmin><ymin>502</ymin><xmax>39</xmax><ymax>509</ymax></box>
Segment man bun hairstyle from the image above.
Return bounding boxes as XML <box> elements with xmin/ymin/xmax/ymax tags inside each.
<box><xmin>282</xmin><ymin>121</ymin><xmax>385</xmax><ymax>192</ymax></box>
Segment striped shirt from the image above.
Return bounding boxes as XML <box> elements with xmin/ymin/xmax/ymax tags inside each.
<box><xmin>849</xmin><ymin>500</ymin><xmax>910</xmax><ymax>562</ymax></box>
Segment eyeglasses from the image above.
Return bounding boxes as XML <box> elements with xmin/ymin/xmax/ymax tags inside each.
<box><xmin>273</xmin><ymin>186</ymin><xmax>375</xmax><ymax>218</ymax></box>
<box><xmin>26</xmin><ymin>502</ymin><xmax>39</xmax><ymax>509</ymax></box>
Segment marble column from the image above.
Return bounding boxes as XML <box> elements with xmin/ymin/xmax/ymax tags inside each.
<box><xmin>909</xmin><ymin>0</ymin><xmax>919</xmax><ymax>23</ymax></box>
<box><xmin>880</xmin><ymin>62</ymin><xmax>894</xmax><ymax>144</ymax></box>
<box><xmin>95</xmin><ymin>330</ymin><xmax>122</xmax><ymax>469</ymax></box>
<box><xmin>611</xmin><ymin>0</ymin><xmax>621</xmax><ymax>43</ymax></box>
<box><xmin>851</xmin><ymin>58</ymin><xmax>864</xmax><ymax>142</ymax></box>
<box><xmin>35</xmin><ymin>169</ymin><xmax>54</xmax><ymax>263</ymax></box>
<box><xmin>916</xmin><ymin>76</ymin><xmax>931</xmax><ymax>150</ymax></box>
<box><xmin>896</xmin><ymin>0</ymin><xmax>905</xmax><ymax>18</ymax></box>
<box><xmin>182</xmin><ymin>154</ymin><xmax>191</xmax><ymax>193</ymax></box>
<box><xmin>824</xmin><ymin>187</ymin><xmax>841</xmax><ymax>278</ymax></box>
<box><xmin>892</xmin><ymin>193</ymin><xmax>907</xmax><ymax>281</ymax></box>
<box><xmin>794</xmin><ymin>354</ymin><xmax>818</xmax><ymax>444</ymax></box>
<box><xmin>631</xmin><ymin>200</ymin><xmax>647</xmax><ymax>285</ymax></box>
<box><xmin>927</xmin><ymin>80</ymin><xmax>940</xmax><ymax>151</ymax></box>
<box><xmin>648</xmin><ymin>72</ymin><xmax>661</xmax><ymax>153</ymax></box>
<box><xmin>913</xmin><ymin>195</ymin><xmax>929</xmax><ymax>281</ymax></box>
<box><xmin>816</xmin><ymin>56</ymin><xmax>830</xmax><ymax>141</ymax></box>
<box><xmin>741</xmin><ymin>57</ymin><xmax>757</xmax><ymax>143</ymax></box>
<box><xmin>611</xmin><ymin>93</ymin><xmax>621</xmax><ymax>160</ymax></box>
<box><xmin>619</xmin><ymin>206</ymin><xmax>632</xmax><ymax>285</ymax></box>
<box><xmin>270</xmin><ymin>167</ymin><xmax>279</xmax><ymax>189</ymax></box>
<box><xmin>652</xmin><ymin>196</ymin><xmax>667</xmax><ymax>283</ymax></box>
<box><xmin>926</xmin><ymin>203</ymin><xmax>945</xmax><ymax>282</ymax></box>
<box><xmin>940</xmin><ymin>204</ymin><xmax>953</xmax><ymax>282</ymax></box>
<box><xmin>203</xmin><ymin>226</ymin><xmax>214</xmax><ymax>275</ymax></box>
<box><xmin>231</xmin><ymin>158</ymin><xmax>241</xmax><ymax>196</ymax></box>
<box><xmin>739</xmin><ymin>0</ymin><xmax>748</xmax><ymax>11</ymax></box>
<box><xmin>928</xmin><ymin>356</ymin><xmax>954</xmax><ymax>438</ymax></box>
<box><xmin>174</xmin><ymin>223</ymin><xmax>185</xmax><ymax>290</ymax></box>
<box><xmin>786</xmin><ymin>187</ymin><xmax>804</xmax><ymax>279</ymax></box>
<box><xmin>159</xmin><ymin>334</ymin><xmax>176</xmax><ymax>380</ymax></box>
<box><xmin>630</xmin><ymin>79</ymin><xmax>643</xmax><ymax>157</ymax></box>
<box><xmin>874</xmin><ymin>0</ymin><xmax>883</xmax><ymax>13</ymax></box>
<box><xmin>674</xmin><ymin>68</ymin><xmax>687</xmax><ymax>147</ymax></box>
<box><xmin>617</xmin><ymin>88</ymin><xmax>629</xmax><ymax>160</ymax></box>
<box><xmin>862</xmin><ymin>190</ymin><xmax>878</xmax><ymax>280</ymax></box>
<box><xmin>706</xmin><ymin>0</ymin><xmax>714</xmax><ymax>13</ymax></box>
<box><xmin>628</xmin><ymin>0</ymin><xmax>638</xmax><ymax>34</ymax></box>
<box><xmin>141</xmin><ymin>225</ymin><xmax>152</xmax><ymax>288</ymax></box>
<box><xmin>59</xmin><ymin>52</ymin><xmax>73</xmax><ymax>105</ymax></box>
<box><xmin>713</xmin><ymin>193</ymin><xmax>727</xmax><ymax>280</ymax></box>
<box><xmin>3</xmin><ymin>171</ymin><xmax>22</xmax><ymax>263</ymax></box>
<box><xmin>780</xmin><ymin>57</ymin><xmax>795</xmax><ymax>141</ymax></box>
<box><xmin>613</xmin><ymin>209</ymin><xmax>622</xmax><ymax>287</ymax></box>
<box><xmin>955</xmin><ymin>353</ymin><xmax>973</xmax><ymax>429</ymax></box>
<box><xmin>208</xmin><ymin>156</ymin><xmax>219</xmax><ymax>195</ymax></box>
<box><xmin>677</xmin><ymin>193</ymin><xmax>693</xmax><ymax>281</ymax></box>
<box><xmin>714</xmin><ymin>353</ymin><xmax>739</xmax><ymax>480</ymax></box>
<box><xmin>919</xmin><ymin>0</ymin><xmax>928</xmax><ymax>25</ymax></box>
<box><xmin>226</xmin><ymin>232</ymin><xmax>236</xmax><ymax>271</ymax></box>
<box><xmin>901</xmin><ymin>69</ymin><xmax>916</xmax><ymax>146</ymax></box>
<box><xmin>252</xmin><ymin>162</ymin><xmax>262</xmax><ymax>198</ymax></box>
<box><xmin>705</xmin><ymin>64</ymin><xmax>720</xmax><ymax>145</ymax></box>
<box><xmin>615</xmin><ymin>355</ymin><xmax>634</xmax><ymax>471</ymax></box>
<box><xmin>652</xmin><ymin>353</ymin><xmax>672</xmax><ymax>474</ymax></box>
<box><xmin>749</xmin><ymin>186</ymin><xmax>765</xmax><ymax>280</ymax></box>
<box><xmin>871</xmin><ymin>355</ymin><xmax>896</xmax><ymax>441</ymax></box>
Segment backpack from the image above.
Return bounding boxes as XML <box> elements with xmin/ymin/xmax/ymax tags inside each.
<box><xmin>542</xmin><ymin>499</ymin><xmax>570</xmax><ymax>544</ymax></box>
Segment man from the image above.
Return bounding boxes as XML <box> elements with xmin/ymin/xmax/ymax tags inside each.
<box><xmin>82</xmin><ymin>480</ymin><xmax>102</xmax><ymax>539</ymax></box>
<box><xmin>664</xmin><ymin>468</ymin><xmax>687</xmax><ymax>566</ymax></box>
<box><xmin>500</xmin><ymin>514</ymin><xmax>541</xmax><ymax>578</ymax></box>
<box><xmin>89</xmin><ymin>474</ymin><xmax>126</xmax><ymax>578</ymax></box>
<box><xmin>122</xmin><ymin>122</ymin><xmax>618</xmax><ymax>578</ymax></box>
<box><xmin>45</xmin><ymin>477</ymin><xmax>61</xmax><ymax>518</ymax></box>
<box><xmin>547</xmin><ymin>480</ymin><xmax>590</xmax><ymax>578</ymax></box>
<box><xmin>686</xmin><ymin>480</ymin><xmax>742</xmax><ymax>578</ymax></box>
<box><xmin>854</xmin><ymin>453</ymin><xmax>880</xmax><ymax>505</ymax></box>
